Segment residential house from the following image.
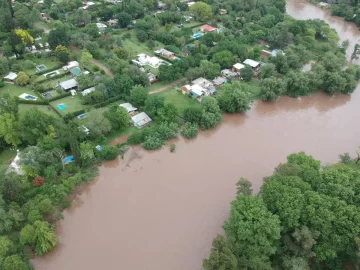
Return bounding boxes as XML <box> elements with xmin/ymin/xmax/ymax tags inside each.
<box><xmin>260</xmin><ymin>49</ymin><xmax>272</xmax><ymax>57</ymax></box>
<box><xmin>63</xmin><ymin>61</ymin><xmax>79</xmax><ymax>71</ymax></box>
<box><xmin>131</xmin><ymin>112</ymin><xmax>152</xmax><ymax>128</ymax></box>
<box><xmin>220</xmin><ymin>9</ymin><xmax>227</xmax><ymax>15</ymax></box>
<box><xmin>133</xmin><ymin>54</ymin><xmax>170</xmax><ymax>69</ymax></box>
<box><xmin>107</xmin><ymin>19</ymin><xmax>118</xmax><ymax>26</ymax></box>
<box><xmin>96</xmin><ymin>22</ymin><xmax>107</xmax><ymax>31</ymax></box>
<box><xmin>221</xmin><ymin>69</ymin><xmax>238</xmax><ymax>78</ymax></box>
<box><xmin>212</xmin><ymin>76</ymin><xmax>227</xmax><ymax>88</ymax></box>
<box><xmin>40</xmin><ymin>12</ymin><xmax>51</xmax><ymax>23</ymax></box>
<box><xmin>3</xmin><ymin>72</ymin><xmax>17</xmax><ymax>83</ymax></box>
<box><xmin>59</xmin><ymin>78</ymin><xmax>78</xmax><ymax>92</ymax></box>
<box><xmin>147</xmin><ymin>72</ymin><xmax>158</xmax><ymax>84</ymax></box>
<box><xmin>232</xmin><ymin>63</ymin><xmax>245</xmax><ymax>72</ymax></box>
<box><xmin>155</xmin><ymin>48</ymin><xmax>174</xmax><ymax>58</ymax></box>
<box><xmin>243</xmin><ymin>59</ymin><xmax>261</xmax><ymax>70</ymax></box>
<box><xmin>200</xmin><ymin>24</ymin><xmax>217</xmax><ymax>32</ymax></box>
<box><xmin>158</xmin><ymin>1</ymin><xmax>168</xmax><ymax>10</ymax></box>
<box><xmin>81</xmin><ymin>87</ymin><xmax>95</xmax><ymax>96</ymax></box>
<box><xmin>119</xmin><ymin>103</ymin><xmax>138</xmax><ymax>115</ymax></box>
<box><xmin>182</xmin><ymin>77</ymin><xmax>216</xmax><ymax>102</ymax></box>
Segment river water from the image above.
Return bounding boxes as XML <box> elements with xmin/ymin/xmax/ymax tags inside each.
<box><xmin>33</xmin><ymin>1</ymin><xmax>360</xmax><ymax>270</ymax></box>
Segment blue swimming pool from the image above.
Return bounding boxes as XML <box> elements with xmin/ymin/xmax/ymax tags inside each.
<box><xmin>77</xmin><ymin>113</ymin><xmax>88</xmax><ymax>120</ymax></box>
<box><xmin>25</xmin><ymin>95</ymin><xmax>36</xmax><ymax>100</ymax></box>
<box><xmin>57</xmin><ymin>104</ymin><xmax>66</xmax><ymax>111</ymax></box>
<box><xmin>193</xmin><ymin>33</ymin><xmax>203</xmax><ymax>39</ymax></box>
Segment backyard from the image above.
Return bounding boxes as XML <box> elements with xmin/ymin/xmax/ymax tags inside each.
<box><xmin>50</xmin><ymin>95</ymin><xmax>90</xmax><ymax>115</ymax></box>
<box><xmin>0</xmin><ymin>84</ymin><xmax>40</xmax><ymax>98</ymax></box>
<box><xmin>21</xmin><ymin>57</ymin><xmax>61</xmax><ymax>76</ymax></box>
<box><xmin>38</xmin><ymin>74</ymin><xmax>73</xmax><ymax>88</ymax></box>
<box><xmin>19</xmin><ymin>103</ymin><xmax>60</xmax><ymax>118</ymax></box>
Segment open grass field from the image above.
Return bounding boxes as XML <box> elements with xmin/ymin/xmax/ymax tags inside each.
<box><xmin>0</xmin><ymin>84</ymin><xmax>40</xmax><ymax>98</ymax></box>
<box><xmin>50</xmin><ymin>95</ymin><xmax>90</xmax><ymax>115</ymax></box>
<box><xmin>23</xmin><ymin>58</ymin><xmax>61</xmax><ymax>76</ymax></box>
<box><xmin>156</xmin><ymin>88</ymin><xmax>203</xmax><ymax>116</ymax></box>
<box><xmin>19</xmin><ymin>103</ymin><xmax>60</xmax><ymax>118</ymax></box>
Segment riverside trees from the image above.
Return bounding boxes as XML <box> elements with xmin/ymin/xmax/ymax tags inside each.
<box><xmin>204</xmin><ymin>152</ymin><xmax>360</xmax><ymax>269</ymax></box>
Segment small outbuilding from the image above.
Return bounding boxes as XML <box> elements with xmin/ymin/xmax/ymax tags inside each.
<box><xmin>243</xmin><ymin>59</ymin><xmax>261</xmax><ymax>70</ymax></box>
<box><xmin>131</xmin><ymin>112</ymin><xmax>152</xmax><ymax>128</ymax></box>
<box><xmin>119</xmin><ymin>103</ymin><xmax>138</xmax><ymax>115</ymax></box>
<box><xmin>3</xmin><ymin>72</ymin><xmax>17</xmax><ymax>83</ymax></box>
<box><xmin>213</xmin><ymin>76</ymin><xmax>227</xmax><ymax>88</ymax></box>
<box><xmin>232</xmin><ymin>63</ymin><xmax>245</xmax><ymax>72</ymax></box>
<box><xmin>81</xmin><ymin>87</ymin><xmax>95</xmax><ymax>96</ymax></box>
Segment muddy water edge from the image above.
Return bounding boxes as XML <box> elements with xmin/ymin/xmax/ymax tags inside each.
<box><xmin>33</xmin><ymin>1</ymin><xmax>360</xmax><ymax>270</ymax></box>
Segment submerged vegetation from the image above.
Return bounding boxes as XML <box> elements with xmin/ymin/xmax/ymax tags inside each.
<box><xmin>204</xmin><ymin>152</ymin><xmax>360</xmax><ymax>270</ymax></box>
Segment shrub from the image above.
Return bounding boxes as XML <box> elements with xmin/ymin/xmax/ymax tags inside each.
<box><xmin>127</xmin><ymin>130</ymin><xmax>143</xmax><ymax>145</ymax></box>
<box><xmin>143</xmin><ymin>135</ymin><xmax>163</xmax><ymax>150</ymax></box>
<box><xmin>32</xmin><ymin>176</ymin><xmax>45</xmax><ymax>187</ymax></box>
<box><xmin>101</xmin><ymin>146</ymin><xmax>118</xmax><ymax>160</ymax></box>
<box><xmin>181</xmin><ymin>122</ymin><xmax>198</xmax><ymax>139</ymax></box>
<box><xmin>183</xmin><ymin>106</ymin><xmax>203</xmax><ymax>123</ymax></box>
<box><xmin>170</xmin><ymin>143</ymin><xmax>176</xmax><ymax>152</ymax></box>
<box><xmin>92</xmin><ymin>65</ymin><xmax>100</xmax><ymax>72</ymax></box>
<box><xmin>24</xmin><ymin>60</ymin><xmax>36</xmax><ymax>69</ymax></box>
<box><xmin>100</xmin><ymin>69</ymin><xmax>105</xmax><ymax>75</ymax></box>
<box><xmin>0</xmin><ymin>80</ymin><xmax>4</xmax><ymax>88</ymax></box>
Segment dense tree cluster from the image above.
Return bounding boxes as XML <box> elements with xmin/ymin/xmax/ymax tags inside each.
<box><xmin>204</xmin><ymin>152</ymin><xmax>360</xmax><ymax>269</ymax></box>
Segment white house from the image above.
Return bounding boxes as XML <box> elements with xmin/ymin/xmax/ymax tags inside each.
<box><xmin>59</xmin><ymin>79</ymin><xmax>78</xmax><ymax>92</ymax></box>
<box><xmin>243</xmin><ymin>59</ymin><xmax>261</xmax><ymax>69</ymax></box>
<box><xmin>63</xmin><ymin>61</ymin><xmax>79</xmax><ymax>71</ymax></box>
<box><xmin>4</xmin><ymin>72</ymin><xmax>17</xmax><ymax>83</ymax></box>
<box><xmin>81</xmin><ymin>87</ymin><xmax>96</xmax><ymax>96</ymax></box>
<box><xmin>119</xmin><ymin>102</ymin><xmax>138</xmax><ymax>115</ymax></box>
<box><xmin>133</xmin><ymin>54</ymin><xmax>170</xmax><ymax>69</ymax></box>
<box><xmin>96</xmin><ymin>22</ymin><xmax>107</xmax><ymax>31</ymax></box>
<box><xmin>131</xmin><ymin>112</ymin><xmax>152</xmax><ymax>128</ymax></box>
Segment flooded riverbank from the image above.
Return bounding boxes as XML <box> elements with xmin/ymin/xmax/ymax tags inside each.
<box><xmin>33</xmin><ymin>1</ymin><xmax>360</xmax><ymax>270</ymax></box>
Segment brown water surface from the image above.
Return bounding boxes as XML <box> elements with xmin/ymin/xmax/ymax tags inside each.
<box><xmin>33</xmin><ymin>1</ymin><xmax>360</xmax><ymax>270</ymax></box>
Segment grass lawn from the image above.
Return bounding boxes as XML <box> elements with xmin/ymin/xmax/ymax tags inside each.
<box><xmin>121</xmin><ymin>30</ymin><xmax>165</xmax><ymax>57</ymax></box>
<box><xmin>0</xmin><ymin>149</ymin><xmax>17</xmax><ymax>166</ymax></box>
<box><xmin>0</xmin><ymin>84</ymin><xmax>40</xmax><ymax>98</ymax></box>
<box><xmin>22</xmin><ymin>57</ymin><xmax>61</xmax><ymax>76</ymax></box>
<box><xmin>19</xmin><ymin>104</ymin><xmax>60</xmax><ymax>118</ymax></box>
<box><xmin>34</xmin><ymin>69</ymin><xmax>67</xmax><ymax>83</ymax></box>
<box><xmin>147</xmin><ymin>81</ymin><xmax>170</xmax><ymax>92</ymax></box>
<box><xmin>50</xmin><ymin>95</ymin><xmax>90</xmax><ymax>115</ymax></box>
<box><xmin>103</xmin><ymin>126</ymin><xmax>137</xmax><ymax>145</ymax></box>
<box><xmin>38</xmin><ymin>74</ymin><xmax>73</xmax><ymax>89</ymax></box>
<box><xmin>156</xmin><ymin>88</ymin><xmax>203</xmax><ymax>116</ymax></box>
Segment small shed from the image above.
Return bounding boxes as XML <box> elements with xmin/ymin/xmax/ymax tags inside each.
<box><xmin>232</xmin><ymin>63</ymin><xmax>245</xmax><ymax>72</ymax></box>
<box><xmin>220</xmin><ymin>9</ymin><xmax>227</xmax><ymax>15</ymax></box>
<box><xmin>261</xmin><ymin>50</ymin><xmax>272</xmax><ymax>57</ymax></box>
<box><xmin>59</xmin><ymin>79</ymin><xmax>78</xmax><ymax>92</ymax></box>
<box><xmin>213</xmin><ymin>76</ymin><xmax>227</xmax><ymax>88</ymax></box>
<box><xmin>4</xmin><ymin>72</ymin><xmax>17</xmax><ymax>83</ymax></box>
<box><xmin>131</xmin><ymin>112</ymin><xmax>152</xmax><ymax>128</ymax></box>
<box><xmin>81</xmin><ymin>87</ymin><xmax>95</xmax><ymax>96</ymax></box>
<box><xmin>119</xmin><ymin>103</ymin><xmax>138</xmax><ymax>115</ymax></box>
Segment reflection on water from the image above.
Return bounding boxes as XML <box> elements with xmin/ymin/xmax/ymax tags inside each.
<box><xmin>33</xmin><ymin>1</ymin><xmax>360</xmax><ymax>270</ymax></box>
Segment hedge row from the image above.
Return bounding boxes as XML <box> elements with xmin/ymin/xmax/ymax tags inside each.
<box><xmin>34</xmin><ymin>64</ymin><xmax>63</xmax><ymax>76</ymax></box>
<box><xmin>93</xmin><ymin>95</ymin><xmax>123</xmax><ymax>108</ymax></box>
<box><xmin>48</xmin><ymin>92</ymin><xmax>71</xmax><ymax>102</ymax></box>
<box><xmin>35</xmin><ymin>72</ymin><xmax>69</xmax><ymax>85</ymax></box>
<box><xmin>37</xmin><ymin>87</ymin><xmax>54</xmax><ymax>93</ymax></box>
<box><xmin>17</xmin><ymin>98</ymin><xmax>49</xmax><ymax>105</ymax></box>
<box><xmin>63</xmin><ymin>109</ymin><xmax>86</xmax><ymax>121</ymax></box>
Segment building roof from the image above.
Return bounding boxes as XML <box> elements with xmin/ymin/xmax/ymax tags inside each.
<box><xmin>120</xmin><ymin>103</ymin><xmax>138</xmax><ymax>113</ymax></box>
<box><xmin>190</xmin><ymin>84</ymin><xmax>206</xmax><ymax>96</ymax></box>
<box><xmin>155</xmin><ymin>48</ymin><xmax>174</xmax><ymax>57</ymax></box>
<box><xmin>81</xmin><ymin>87</ymin><xmax>95</xmax><ymax>96</ymax></box>
<box><xmin>60</xmin><ymin>78</ymin><xmax>78</xmax><ymax>90</ymax></box>
<box><xmin>243</xmin><ymin>59</ymin><xmax>260</xmax><ymax>68</ymax></box>
<box><xmin>63</xmin><ymin>61</ymin><xmax>79</xmax><ymax>70</ymax></box>
<box><xmin>4</xmin><ymin>72</ymin><xmax>17</xmax><ymax>81</ymax></box>
<box><xmin>96</xmin><ymin>22</ymin><xmax>107</xmax><ymax>29</ymax></box>
<box><xmin>192</xmin><ymin>77</ymin><xmax>214</xmax><ymax>89</ymax></box>
<box><xmin>213</xmin><ymin>76</ymin><xmax>227</xmax><ymax>85</ymax></box>
<box><xmin>131</xmin><ymin>112</ymin><xmax>152</xmax><ymax>127</ymax></box>
<box><xmin>233</xmin><ymin>63</ymin><xmax>245</xmax><ymax>70</ymax></box>
<box><xmin>201</xmin><ymin>24</ymin><xmax>217</xmax><ymax>32</ymax></box>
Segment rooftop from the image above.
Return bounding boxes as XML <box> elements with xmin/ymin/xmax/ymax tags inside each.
<box><xmin>60</xmin><ymin>78</ymin><xmax>78</xmax><ymax>90</ymax></box>
<box><xmin>201</xmin><ymin>24</ymin><xmax>217</xmax><ymax>32</ymax></box>
<box><xmin>4</xmin><ymin>72</ymin><xmax>17</xmax><ymax>81</ymax></box>
<box><xmin>192</xmin><ymin>77</ymin><xmax>214</xmax><ymax>89</ymax></box>
<box><xmin>120</xmin><ymin>102</ymin><xmax>138</xmax><ymax>113</ymax></box>
<box><xmin>243</xmin><ymin>59</ymin><xmax>260</xmax><ymax>68</ymax></box>
<box><xmin>233</xmin><ymin>63</ymin><xmax>245</xmax><ymax>70</ymax></box>
<box><xmin>131</xmin><ymin>112</ymin><xmax>152</xmax><ymax>127</ymax></box>
<box><xmin>81</xmin><ymin>87</ymin><xmax>95</xmax><ymax>96</ymax></box>
<box><xmin>213</xmin><ymin>76</ymin><xmax>227</xmax><ymax>85</ymax></box>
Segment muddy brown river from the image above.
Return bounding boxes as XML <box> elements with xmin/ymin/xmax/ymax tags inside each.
<box><xmin>33</xmin><ymin>1</ymin><xmax>360</xmax><ymax>270</ymax></box>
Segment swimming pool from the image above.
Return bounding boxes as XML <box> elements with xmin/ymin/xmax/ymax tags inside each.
<box><xmin>36</xmin><ymin>64</ymin><xmax>47</xmax><ymax>71</ymax></box>
<box><xmin>193</xmin><ymin>33</ymin><xmax>203</xmax><ymax>39</ymax></box>
<box><xmin>25</xmin><ymin>95</ymin><xmax>37</xmax><ymax>100</ymax></box>
<box><xmin>57</xmin><ymin>104</ymin><xmax>66</xmax><ymax>111</ymax></box>
<box><xmin>77</xmin><ymin>113</ymin><xmax>88</xmax><ymax>120</ymax></box>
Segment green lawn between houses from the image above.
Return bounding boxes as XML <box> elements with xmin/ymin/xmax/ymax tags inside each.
<box><xmin>19</xmin><ymin>104</ymin><xmax>60</xmax><ymax>118</ymax></box>
<box><xmin>21</xmin><ymin>57</ymin><xmax>61</xmax><ymax>76</ymax></box>
<box><xmin>0</xmin><ymin>84</ymin><xmax>40</xmax><ymax>98</ymax></box>
<box><xmin>50</xmin><ymin>95</ymin><xmax>90</xmax><ymax>115</ymax></box>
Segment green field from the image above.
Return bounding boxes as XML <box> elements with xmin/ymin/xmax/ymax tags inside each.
<box><xmin>156</xmin><ymin>88</ymin><xmax>203</xmax><ymax>115</ymax></box>
<box><xmin>0</xmin><ymin>84</ymin><xmax>40</xmax><ymax>98</ymax></box>
<box><xmin>23</xmin><ymin>58</ymin><xmax>61</xmax><ymax>76</ymax></box>
<box><xmin>50</xmin><ymin>95</ymin><xmax>90</xmax><ymax>115</ymax></box>
<box><xmin>19</xmin><ymin>104</ymin><xmax>60</xmax><ymax>118</ymax></box>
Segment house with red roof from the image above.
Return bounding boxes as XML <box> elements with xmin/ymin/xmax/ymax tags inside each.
<box><xmin>200</xmin><ymin>24</ymin><xmax>217</xmax><ymax>32</ymax></box>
